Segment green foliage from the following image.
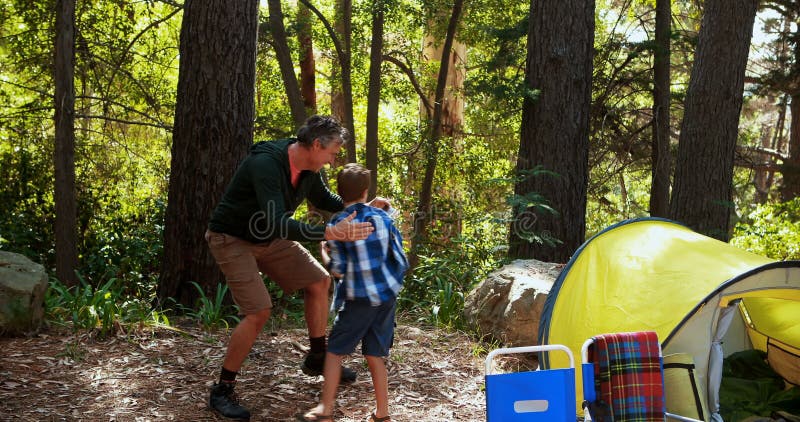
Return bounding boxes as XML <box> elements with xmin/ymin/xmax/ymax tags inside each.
<box><xmin>0</xmin><ymin>117</ymin><xmax>56</xmax><ymax>265</ymax></box>
<box><xmin>0</xmin><ymin>0</ymin><xmax>793</xmax><ymax>342</ymax></box>
<box><xmin>401</xmin><ymin>234</ymin><xmax>505</xmax><ymax>328</ymax></box>
<box><xmin>181</xmin><ymin>282</ymin><xmax>241</xmax><ymax>331</ymax></box>
<box><xmin>494</xmin><ymin>166</ymin><xmax>563</xmax><ymax>247</ymax></box>
<box><xmin>731</xmin><ymin>199</ymin><xmax>800</xmax><ymax>260</ymax></box>
<box><xmin>266</xmin><ymin>277</ymin><xmax>306</xmax><ymax>324</ymax></box>
<box><xmin>81</xmin><ymin>197</ymin><xmax>165</xmax><ymax>298</ymax></box>
<box><xmin>46</xmin><ymin>275</ymin><xmax>123</xmax><ymax>337</ymax></box>
<box><xmin>45</xmin><ymin>274</ymin><xmax>170</xmax><ymax>337</ymax></box>
<box><xmin>431</xmin><ymin>278</ymin><xmax>464</xmax><ymax>327</ymax></box>
<box><xmin>1</xmin><ymin>0</ymin><xmax>174</xmax><ymax>280</ymax></box>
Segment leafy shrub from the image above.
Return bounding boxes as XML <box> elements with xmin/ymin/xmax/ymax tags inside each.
<box><xmin>46</xmin><ymin>275</ymin><xmax>124</xmax><ymax>336</ymax></box>
<box><xmin>265</xmin><ymin>277</ymin><xmax>305</xmax><ymax>325</ymax></box>
<box><xmin>0</xmin><ymin>142</ymin><xmax>55</xmax><ymax>266</ymax></box>
<box><xmin>45</xmin><ymin>275</ymin><xmax>169</xmax><ymax>336</ymax></box>
<box><xmin>80</xmin><ymin>197</ymin><xmax>164</xmax><ymax>299</ymax></box>
<box><xmin>401</xmin><ymin>234</ymin><xmax>504</xmax><ymax>328</ymax></box>
<box><xmin>181</xmin><ymin>282</ymin><xmax>240</xmax><ymax>331</ymax></box>
<box><xmin>731</xmin><ymin>198</ymin><xmax>800</xmax><ymax>260</ymax></box>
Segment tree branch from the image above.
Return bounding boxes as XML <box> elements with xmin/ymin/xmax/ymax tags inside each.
<box><xmin>297</xmin><ymin>0</ymin><xmax>347</xmax><ymax>68</ymax></box>
<box><xmin>382</xmin><ymin>53</ymin><xmax>433</xmax><ymax>118</ymax></box>
<box><xmin>0</xmin><ymin>78</ymin><xmax>50</xmax><ymax>97</ymax></box>
<box><xmin>75</xmin><ymin>114</ymin><xmax>172</xmax><ymax>130</ymax></box>
<box><xmin>76</xmin><ymin>95</ymin><xmax>169</xmax><ymax>127</ymax></box>
<box><xmin>737</xmin><ymin>144</ymin><xmax>787</xmax><ymax>161</ymax></box>
<box><xmin>103</xmin><ymin>5</ymin><xmax>183</xmax><ymax>98</ymax></box>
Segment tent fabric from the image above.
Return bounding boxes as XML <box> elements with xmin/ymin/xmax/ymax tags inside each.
<box><xmin>709</xmin><ymin>304</ymin><xmax>738</xmax><ymax>419</ymax></box>
<box><xmin>663</xmin><ymin>353</ymin><xmax>707</xmax><ymax>420</ymax></box>
<box><xmin>536</xmin><ymin>218</ymin><xmax>800</xmax><ymax>419</ymax></box>
<box><xmin>766</xmin><ymin>339</ymin><xmax>800</xmax><ymax>386</ymax></box>
<box><xmin>741</xmin><ymin>297</ymin><xmax>800</xmax><ymax>352</ymax></box>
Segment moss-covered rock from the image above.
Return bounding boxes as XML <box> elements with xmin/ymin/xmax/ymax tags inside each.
<box><xmin>0</xmin><ymin>251</ymin><xmax>48</xmax><ymax>336</ymax></box>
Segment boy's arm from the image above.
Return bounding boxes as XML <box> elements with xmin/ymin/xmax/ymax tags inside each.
<box><xmin>319</xmin><ymin>241</ymin><xmax>343</xmax><ymax>278</ymax></box>
<box><xmin>327</xmin><ymin>239</ymin><xmax>347</xmax><ymax>278</ymax></box>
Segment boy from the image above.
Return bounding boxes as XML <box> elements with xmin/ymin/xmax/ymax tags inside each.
<box><xmin>297</xmin><ymin>163</ymin><xmax>408</xmax><ymax>422</ymax></box>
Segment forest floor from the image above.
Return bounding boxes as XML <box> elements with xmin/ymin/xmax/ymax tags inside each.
<box><xmin>0</xmin><ymin>317</ymin><xmax>503</xmax><ymax>421</ymax></box>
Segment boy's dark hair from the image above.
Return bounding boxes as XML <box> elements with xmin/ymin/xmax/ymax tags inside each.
<box><xmin>296</xmin><ymin>115</ymin><xmax>349</xmax><ymax>148</ymax></box>
<box><xmin>337</xmin><ymin>163</ymin><xmax>371</xmax><ymax>202</ymax></box>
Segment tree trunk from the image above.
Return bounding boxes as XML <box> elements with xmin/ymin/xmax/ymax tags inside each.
<box><xmin>409</xmin><ymin>0</ymin><xmax>464</xmax><ymax>268</ymax></box>
<box><xmin>650</xmin><ymin>0</ymin><xmax>671</xmax><ymax>217</ymax></box>
<box><xmin>779</xmin><ymin>18</ymin><xmax>800</xmax><ymax>201</ymax></box>
<box><xmin>422</xmin><ymin>31</ymin><xmax>465</xmax><ymax>137</ymax></box>
<box><xmin>54</xmin><ymin>0</ymin><xmax>79</xmax><ymax>286</ymax></box>
<box><xmin>669</xmin><ymin>0</ymin><xmax>758</xmax><ymax>241</ymax></box>
<box><xmin>782</xmin><ymin>92</ymin><xmax>800</xmax><ymax>200</ymax></box>
<box><xmin>297</xmin><ymin>4</ymin><xmax>317</xmax><ymax>114</ymax></box>
<box><xmin>365</xmin><ymin>0</ymin><xmax>385</xmax><ymax>200</ymax></box>
<box><xmin>339</xmin><ymin>0</ymin><xmax>356</xmax><ymax>163</ymax></box>
<box><xmin>419</xmin><ymin>11</ymin><xmax>467</xmax><ymax>242</ymax></box>
<box><xmin>754</xmin><ymin>94</ymin><xmax>787</xmax><ymax>203</ymax></box>
<box><xmin>507</xmin><ymin>0</ymin><xmax>594</xmax><ymax>263</ymax></box>
<box><xmin>268</xmin><ymin>0</ymin><xmax>307</xmax><ymax>129</ymax></box>
<box><xmin>299</xmin><ymin>0</ymin><xmax>355</xmax><ymax>163</ymax></box>
<box><xmin>330</xmin><ymin>0</ymin><xmax>347</xmax><ymax>137</ymax></box>
<box><xmin>158</xmin><ymin>0</ymin><xmax>258</xmax><ymax>306</ymax></box>
<box><xmin>754</xmin><ymin>123</ymin><xmax>774</xmax><ymax>203</ymax></box>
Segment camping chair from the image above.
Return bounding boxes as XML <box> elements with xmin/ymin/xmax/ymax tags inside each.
<box><xmin>580</xmin><ymin>331</ymin><xmax>702</xmax><ymax>422</ymax></box>
<box><xmin>485</xmin><ymin>344</ymin><xmax>576</xmax><ymax>421</ymax></box>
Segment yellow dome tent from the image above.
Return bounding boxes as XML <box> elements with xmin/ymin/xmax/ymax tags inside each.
<box><xmin>537</xmin><ymin>218</ymin><xmax>800</xmax><ymax>421</ymax></box>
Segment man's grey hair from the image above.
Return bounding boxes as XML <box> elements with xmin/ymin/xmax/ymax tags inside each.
<box><xmin>296</xmin><ymin>115</ymin><xmax>348</xmax><ymax>148</ymax></box>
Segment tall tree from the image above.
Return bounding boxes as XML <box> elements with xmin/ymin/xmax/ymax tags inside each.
<box><xmin>784</xmin><ymin>88</ymin><xmax>800</xmax><ymax>200</ymax></box>
<box><xmin>422</xmin><ymin>14</ymin><xmax>465</xmax><ymax>137</ymax></box>
<box><xmin>420</xmin><ymin>3</ymin><xmax>467</xmax><ymax>241</ymax></box>
<box><xmin>268</xmin><ymin>0</ymin><xmax>307</xmax><ymax>129</ymax></box>
<box><xmin>297</xmin><ymin>3</ymin><xmax>317</xmax><ymax>115</ymax></box>
<box><xmin>54</xmin><ymin>0</ymin><xmax>79</xmax><ymax>286</ymax></box>
<box><xmin>365</xmin><ymin>0</ymin><xmax>386</xmax><ymax>199</ymax></box>
<box><xmin>158</xmin><ymin>0</ymin><xmax>258</xmax><ymax>305</ymax></box>
<box><xmin>772</xmin><ymin>2</ymin><xmax>800</xmax><ymax>201</ymax></box>
<box><xmin>300</xmin><ymin>0</ymin><xmax>357</xmax><ymax>163</ymax></box>
<box><xmin>508</xmin><ymin>0</ymin><xmax>595</xmax><ymax>263</ymax></box>
<box><xmin>650</xmin><ymin>0</ymin><xmax>671</xmax><ymax>217</ymax></box>
<box><xmin>329</xmin><ymin>0</ymin><xmax>349</xmax><ymax>140</ymax></box>
<box><xmin>409</xmin><ymin>0</ymin><xmax>464</xmax><ymax>267</ymax></box>
<box><xmin>670</xmin><ymin>0</ymin><xmax>758</xmax><ymax>241</ymax></box>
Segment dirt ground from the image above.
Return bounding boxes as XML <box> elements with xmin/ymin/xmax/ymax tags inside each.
<box><xmin>0</xmin><ymin>319</ymin><xmax>491</xmax><ymax>421</ymax></box>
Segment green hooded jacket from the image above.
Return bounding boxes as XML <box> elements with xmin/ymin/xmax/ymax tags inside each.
<box><xmin>208</xmin><ymin>138</ymin><xmax>343</xmax><ymax>243</ymax></box>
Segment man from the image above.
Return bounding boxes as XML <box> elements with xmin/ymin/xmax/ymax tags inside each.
<box><xmin>204</xmin><ymin>115</ymin><xmax>386</xmax><ymax>420</ymax></box>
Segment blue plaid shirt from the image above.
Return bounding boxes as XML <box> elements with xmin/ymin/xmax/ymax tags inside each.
<box><xmin>328</xmin><ymin>203</ymin><xmax>408</xmax><ymax>309</ymax></box>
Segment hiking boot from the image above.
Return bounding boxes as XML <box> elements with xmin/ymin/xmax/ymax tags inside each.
<box><xmin>209</xmin><ymin>382</ymin><xmax>251</xmax><ymax>421</ymax></box>
<box><xmin>301</xmin><ymin>351</ymin><xmax>358</xmax><ymax>383</ymax></box>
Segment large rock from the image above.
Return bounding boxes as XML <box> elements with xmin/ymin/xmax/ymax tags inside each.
<box><xmin>463</xmin><ymin>259</ymin><xmax>563</xmax><ymax>347</ymax></box>
<box><xmin>0</xmin><ymin>251</ymin><xmax>48</xmax><ymax>335</ymax></box>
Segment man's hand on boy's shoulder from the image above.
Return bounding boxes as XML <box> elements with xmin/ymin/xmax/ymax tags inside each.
<box><xmin>325</xmin><ymin>211</ymin><xmax>374</xmax><ymax>241</ymax></box>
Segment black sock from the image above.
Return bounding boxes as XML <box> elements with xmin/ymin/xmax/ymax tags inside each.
<box><xmin>219</xmin><ymin>367</ymin><xmax>237</xmax><ymax>384</ymax></box>
<box><xmin>309</xmin><ymin>336</ymin><xmax>326</xmax><ymax>354</ymax></box>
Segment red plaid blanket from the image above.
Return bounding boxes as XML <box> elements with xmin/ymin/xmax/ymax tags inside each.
<box><xmin>590</xmin><ymin>331</ymin><xmax>665</xmax><ymax>422</ymax></box>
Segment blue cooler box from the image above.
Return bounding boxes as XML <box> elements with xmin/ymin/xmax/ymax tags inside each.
<box><xmin>484</xmin><ymin>344</ymin><xmax>576</xmax><ymax>422</ymax></box>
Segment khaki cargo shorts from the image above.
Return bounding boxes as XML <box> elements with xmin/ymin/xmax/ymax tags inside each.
<box><xmin>205</xmin><ymin>230</ymin><xmax>328</xmax><ymax>315</ymax></box>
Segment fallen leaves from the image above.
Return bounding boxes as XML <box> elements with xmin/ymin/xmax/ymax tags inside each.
<box><xmin>0</xmin><ymin>321</ymin><xmax>487</xmax><ymax>421</ymax></box>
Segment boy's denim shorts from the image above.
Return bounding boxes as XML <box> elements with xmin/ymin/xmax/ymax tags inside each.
<box><xmin>327</xmin><ymin>298</ymin><xmax>396</xmax><ymax>357</ymax></box>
